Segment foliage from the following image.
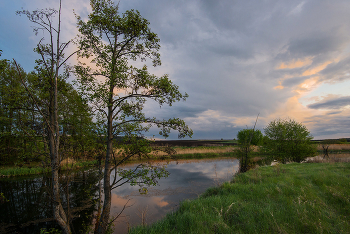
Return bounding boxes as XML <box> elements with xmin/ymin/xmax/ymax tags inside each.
<box><xmin>235</xmin><ymin>115</ymin><xmax>260</xmax><ymax>173</ymax></box>
<box><xmin>235</xmin><ymin>145</ymin><xmax>256</xmax><ymax>173</ymax></box>
<box><xmin>16</xmin><ymin>2</ymin><xmax>80</xmax><ymax>233</ymax></box>
<box><xmin>131</xmin><ymin>163</ymin><xmax>350</xmax><ymax>234</ymax></box>
<box><xmin>339</xmin><ymin>138</ymin><xmax>348</xmax><ymax>143</ymax></box>
<box><xmin>0</xmin><ymin>60</ymin><xmax>44</xmax><ymax>165</ymax></box>
<box><xmin>0</xmin><ymin>60</ymin><xmax>97</xmax><ymax>165</ymax></box>
<box><xmin>75</xmin><ymin>1</ymin><xmax>192</xmax><ymax>233</ymax></box>
<box><xmin>263</xmin><ymin>118</ymin><xmax>317</xmax><ymax>163</ymax></box>
<box><xmin>237</xmin><ymin>129</ymin><xmax>263</xmax><ymax>146</ymax></box>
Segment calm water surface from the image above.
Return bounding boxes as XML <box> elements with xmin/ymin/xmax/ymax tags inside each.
<box><xmin>0</xmin><ymin>157</ymin><xmax>239</xmax><ymax>234</ymax></box>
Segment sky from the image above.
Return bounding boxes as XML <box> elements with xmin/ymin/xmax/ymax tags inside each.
<box><xmin>1</xmin><ymin>0</ymin><xmax>350</xmax><ymax>140</ymax></box>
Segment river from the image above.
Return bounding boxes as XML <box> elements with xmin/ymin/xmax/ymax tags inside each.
<box><xmin>0</xmin><ymin>157</ymin><xmax>239</xmax><ymax>233</ymax></box>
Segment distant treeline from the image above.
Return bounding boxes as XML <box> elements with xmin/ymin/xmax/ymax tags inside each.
<box><xmin>311</xmin><ymin>138</ymin><xmax>350</xmax><ymax>144</ymax></box>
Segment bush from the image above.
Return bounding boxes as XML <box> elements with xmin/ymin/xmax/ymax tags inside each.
<box><xmin>237</xmin><ymin>129</ymin><xmax>263</xmax><ymax>145</ymax></box>
<box><xmin>263</xmin><ymin>118</ymin><xmax>317</xmax><ymax>163</ymax></box>
<box><xmin>339</xmin><ymin>138</ymin><xmax>348</xmax><ymax>143</ymax></box>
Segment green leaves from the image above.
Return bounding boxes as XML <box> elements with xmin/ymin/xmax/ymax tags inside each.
<box><xmin>263</xmin><ymin>118</ymin><xmax>317</xmax><ymax>163</ymax></box>
<box><xmin>75</xmin><ymin>0</ymin><xmax>192</xmax><ymax>141</ymax></box>
<box><xmin>237</xmin><ymin>129</ymin><xmax>263</xmax><ymax>146</ymax></box>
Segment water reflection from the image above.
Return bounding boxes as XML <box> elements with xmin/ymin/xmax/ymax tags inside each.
<box><xmin>0</xmin><ymin>170</ymin><xmax>100</xmax><ymax>233</ymax></box>
<box><xmin>109</xmin><ymin>158</ymin><xmax>239</xmax><ymax>233</ymax></box>
<box><xmin>0</xmin><ymin>158</ymin><xmax>239</xmax><ymax>233</ymax></box>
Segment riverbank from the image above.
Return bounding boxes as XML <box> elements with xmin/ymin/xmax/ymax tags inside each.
<box><xmin>131</xmin><ymin>162</ymin><xmax>350</xmax><ymax>234</ymax></box>
<box><xmin>0</xmin><ymin>146</ymin><xmax>237</xmax><ymax>177</ymax></box>
<box><xmin>2</xmin><ymin>143</ymin><xmax>349</xmax><ymax>177</ymax></box>
<box><xmin>0</xmin><ymin>160</ymin><xmax>99</xmax><ymax>177</ymax></box>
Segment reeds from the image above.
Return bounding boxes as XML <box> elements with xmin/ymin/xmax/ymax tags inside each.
<box><xmin>151</xmin><ymin>146</ymin><xmax>236</xmax><ymax>156</ymax></box>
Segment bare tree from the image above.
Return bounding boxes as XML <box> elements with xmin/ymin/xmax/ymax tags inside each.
<box><xmin>17</xmin><ymin>1</ymin><xmax>77</xmax><ymax>233</ymax></box>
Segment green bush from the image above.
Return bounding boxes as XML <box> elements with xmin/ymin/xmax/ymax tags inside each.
<box><xmin>339</xmin><ymin>138</ymin><xmax>348</xmax><ymax>143</ymax></box>
<box><xmin>263</xmin><ymin>118</ymin><xmax>317</xmax><ymax>163</ymax></box>
<box><xmin>237</xmin><ymin>129</ymin><xmax>263</xmax><ymax>145</ymax></box>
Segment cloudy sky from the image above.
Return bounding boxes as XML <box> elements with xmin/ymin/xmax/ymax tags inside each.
<box><xmin>1</xmin><ymin>0</ymin><xmax>350</xmax><ymax>140</ymax></box>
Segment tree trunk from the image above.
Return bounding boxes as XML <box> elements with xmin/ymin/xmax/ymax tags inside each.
<box><xmin>49</xmin><ymin>99</ymin><xmax>71</xmax><ymax>233</ymax></box>
<box><xmin>95</xmin><ymin>98</ymin><xmax>113</xmax><ymax>234</ymax></box>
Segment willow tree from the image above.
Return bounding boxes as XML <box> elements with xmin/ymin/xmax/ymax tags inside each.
<box><xmin>75</xmin><ymin>0</ymin><xmax>192</xmax><ymax>233</ymax></box>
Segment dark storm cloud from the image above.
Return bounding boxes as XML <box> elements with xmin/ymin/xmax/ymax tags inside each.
<box><xmin>308</xmin><ymin>96</ymin><xmax>350</xmax><ymax>110</ymax></box>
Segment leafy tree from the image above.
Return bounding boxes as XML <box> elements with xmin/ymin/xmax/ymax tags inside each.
<box><xmin>75</xmin><ymin>0</ymin><xmax>192</xmax><ymax>232</ymax></box>
<box><xmin>263</xmin><ymin>118</ymin><xmax>317</xmax><ymax>163</ymax></box>
<box><xmin>0</xmin><ymin>60</ymin><xmax>35</xmax><ymax>164</ymax></box>
<box><xmin>57</xmin><ymin>81</ymin><xmax>98</xmax><ymax>160</ymax></box>
<box><xmin>237</xmin><ymin>129</ymin><xmax>263</xmax><ymax>146</ymax></box>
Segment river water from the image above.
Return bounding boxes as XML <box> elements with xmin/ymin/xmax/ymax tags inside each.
<box><xmin>0</xmin><ymin>157</ymin><xmax>239</xmax><ymax>233</ymax></box>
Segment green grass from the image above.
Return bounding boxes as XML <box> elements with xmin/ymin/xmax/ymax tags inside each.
<box><xmin>0</xmin><ymin>160</ymin><xmax>98</xmax><ymax>177</ymax></box>
<box><xmin>131</xmin><ymin>163</ymin><xmax>350</xmax><ymax>234</ymax></box>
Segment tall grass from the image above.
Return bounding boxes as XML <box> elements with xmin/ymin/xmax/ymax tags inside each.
<box><xmin>131</xmin><ymin>163</ymin><xmax>350</xmax><ymax>234</ymax></box>
<box><xmin>149</xmin><ymin>146</ymin><xmax>236</xmax><ymax>158</ymax></box>
<box><xmin>0</xmin><ymin>160</ymin><xmax>98</xmax><ymax>177</ymax></box>
<box><xmin>316</xmin><ymin>144</ymin><xmax>350</xmax><ymax>151</ymax></box>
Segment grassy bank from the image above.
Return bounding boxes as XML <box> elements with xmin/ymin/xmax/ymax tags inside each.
<box><xmin>131</xmin><ymin>162</ymin><xmax>350</xmax><ymax>234</ymax></box>
<box><xmin>0</xmin><ymin>160</ymin><xmax>98</xmax><ymax>177</ymax></box>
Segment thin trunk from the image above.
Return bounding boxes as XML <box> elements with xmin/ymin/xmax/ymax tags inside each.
<box><xmin>50</xmin><ymin>1</ymin><xmax>71</xmax><ymax>232</ymax></box>
<box><xmin>95</xmin><ymin>91</ymin><xmax>113</xmax><ymax>234</ymax></box>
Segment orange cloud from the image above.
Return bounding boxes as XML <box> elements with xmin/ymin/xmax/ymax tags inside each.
<box><xmin>295</xmin><ymin>76</ymin><xmax>320</xmax><ymax>94</ymax></box>
<box><xmin>302</xmin><ymin>61</ymin><xmax>332</xmax><ymax>76</ymax></box>
<box><xmin>267</xmin><ymin>96</ymin><xmax>315</xmax><ymax>124</ymax></box>
<box><xmin>151</xmin><ymin>197</ymin><xmax>169</xmax><ymax>208</ymax></box>
<box><xmin>278</xmin><ymin>57</ymin><xmax>313</xmax><ymax>69</ymax></box>
<box><xmin>274</xmin><ymin>81</ymin><xmax>284</xmax><ymax>90</ymax></box>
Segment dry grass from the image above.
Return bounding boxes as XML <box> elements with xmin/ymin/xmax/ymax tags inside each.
<box><xmin>151</xmin><ymin>146</ymin><xmax>236</xmax><ymax>156</ymax></box>
<box><xmin>60</xmin><ymin>158</ymin><xmax>76</xmax><ymax>165</ymax></box>
<box><xmin>316</xmin><ymin>144</ymin><xmax>350</xmax><ymax>151</ymax></box>
<box><xmin>305</xmin><ymin>153</ymin><xmax>350</xmax><ymax>163</ymax></box>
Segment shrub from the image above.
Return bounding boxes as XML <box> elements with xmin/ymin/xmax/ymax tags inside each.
<box><xmin>339</xmin><ymin>138</ymin><xmax>348</xmax><ymax>143</ymax></box>
<box><xmin>263</xmin><ymin>118</ymin><xmax>317</xmax><ymax>163</ymax></box>
<box><xmin>237</xmin><ymin>129</ymin><xmax>263</xmax><ymax>146</ymax></box>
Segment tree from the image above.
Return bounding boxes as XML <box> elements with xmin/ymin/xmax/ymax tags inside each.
<box><xmin>75</xmin><ymin>0</ymin><xmax>192</xmax><ymax>233</ymax></box>
<box><xmin>263</xmin><ymin>118</ymin><xmax>317</xmax><ymax>163</ymax></box>
<box><xmin>237</xmin><ymin>129</ymin><xmax>263</xmax><ymax>146</ymax></box>
<box><xmin>235</xmin><ymin>115</ymin><xmax>260</xmax><ymax>173</ymax></box>
<box><xmin>0</xmin><ymin>60</ymin><xmax>33</xmax><ymax>164</ymax></box>
<box><xmin>17</xmin><ymin>1</ymin><xmax>77</xmax><ymax>233</ymax></box>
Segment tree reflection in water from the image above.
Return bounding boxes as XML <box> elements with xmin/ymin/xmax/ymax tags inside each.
<box><xmin>0</xmin><ymin>158</ymin><xmax>240</xmax><ymax>234</ymax></box>
<box><xmin>0</xmin><ymin>169</ymin><xmax>100</xmax><ymax>233</ymax></box>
